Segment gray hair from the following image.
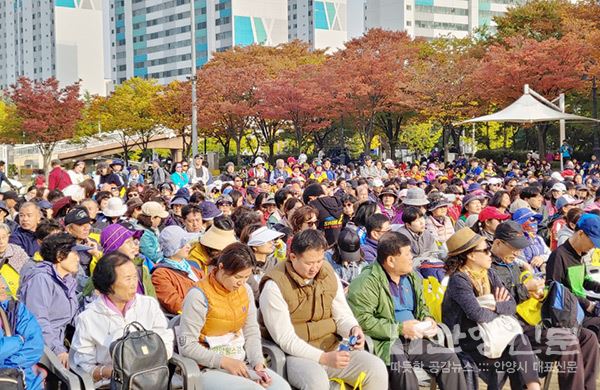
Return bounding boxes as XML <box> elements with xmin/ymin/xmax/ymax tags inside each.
<box><xmin>0</xmin><ymin>223</ymin><xmax>10</xmax><ymax>235</ymax></box>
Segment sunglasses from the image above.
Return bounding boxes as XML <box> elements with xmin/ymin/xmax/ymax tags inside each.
<box><xmin>305</xmin><ymin>219</ymin><xmax>318</xmax><ymax>227</ymax></box>
<box><xmin>218</xmin><ymin>202</ymin><xmax>232</xmax><ymax>206</ymax></box>
<box><xmin>472</xmin><ymin>248</ymin><xmax>491</xmax><ymax>256</ymax></box>
<box><xmin>182</xmin><ymin>165</ymin><xmax>188</xmax><ymax>168</ymax></box>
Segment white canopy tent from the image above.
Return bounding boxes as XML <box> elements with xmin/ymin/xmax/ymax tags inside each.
<box><xmin>457</xmin><ymin>84</ymin><xmax>599</xmax><ymax>169</ymax></box>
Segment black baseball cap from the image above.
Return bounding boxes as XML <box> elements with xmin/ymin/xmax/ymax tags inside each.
<box><xmin>64</xmin><ymin>207</ymin><xmax>91</xmax><ymax>226</ymax></box>
<box><xmin>337</xmin><ymin>228</ymin><xmax>362</xmax><ymax>263</ymax></box>
<box><xmin>494</xmin><ymin>221</ymin><xmax>529</xmax><ymax>249</ymax></box>
<box><xmin>2</xmin><ymin>191</ymin><xmax>18</xmax><ymax>201</ymax></box>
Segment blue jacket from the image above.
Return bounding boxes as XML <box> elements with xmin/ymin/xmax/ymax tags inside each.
<box><xmin>363</xmin><ymin>237</ymin><xmax>379</xmax><ymax>264</ymax></box>
<box><xmin>18</xmin><ymin>261</ymin><xmax>79</xmax><ymax>355</ymax></box>
<box><xmin>0</xmin><ymin>300</ymin><xmax>44</xmax><ymax>390</ymax></box>
<box><xmin>170</xmin><ymin>172</ymin><xmax>189</xmax><ymax>188</ymax></box>
<box><xmin>9</xmin><ymin>226</ymin><xmax>39</xmax><ymax>257</ymax></box>
<box><xmin>140</xmin><ymin>227</ymin><xmax>163</xmax><ymax>264</ymax></box>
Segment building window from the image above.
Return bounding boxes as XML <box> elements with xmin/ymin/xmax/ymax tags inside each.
<box><xmin>407</xmin><ymin>21</ymin><xmax>411</xmax><ymax>26</ymax></box>
<box><xmin>406</xmin><ymin>5</ymin><xmax>411</xmax><ymax>10</ymax></box>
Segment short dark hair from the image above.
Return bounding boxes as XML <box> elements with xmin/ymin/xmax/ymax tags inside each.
<box><xmin>376</xmin><ymin>232</ymin><xmax>411</xmax><ymax>265</ymax></box>
<box><xmin>290</xmin><ymin>229</ymin><xmax>328</xmax><ymax>255</ymax></box>
<box><xmin>35</xmin><ymin>220</ymin><xmax>62</xmax><ymax>241</ymax></box>
<box><xmin>213</xmin><ymin>215</ymin><xmax>235</xmax><ymax>231</ymax></box>
<box><xmin>40</xmin><ymin>233</ymin><xmax>75</xmax><ymax>264</ymax></box>
<box><xmin>353</xmin><ymin>201</ymin><xmax>379</xmax><ymax>227</ymax></box>
<box><xmin>95</xmin><ymin>191</ymin><xmax>112</xmax><ymax>204</ymax></box>
<box><xmin>231</xmin><ymin>206</ymin><xmax>262</xmax><ymax>237</ymax></box>
<box><xmin>520</xmin><ymin>186</ymin><xmax>541</xmax><ymax>200</ymax></box>
<box><xmin>365</xmin><ymin>214</ymin><xmax>390</xmax><ymax>237</ymax></box>
<box><xmin>93</xmin><ymin>252</ymin><xmax>132</xmax><ymax>295</ymax></box>
<box><xmin>401</xmin><ymin>206</ymin><xmax>424</xmax><ymax>225</ymax></box>
<box><xmin>215</xmin><ymin>242</ymin><xmax>256</xmax><ymax>274</ymax></box>
<box><xmin>182</xmin><ymin>204</ymin><xmax>202</xmax><ymax>220</ymax></box>
<box><xmin>274</xmin><ymin>188</ymin><xmax>292</xmax><ymax>209</ymax></box>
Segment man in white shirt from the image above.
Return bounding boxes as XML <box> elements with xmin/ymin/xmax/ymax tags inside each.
<box><xmin>259</xmin><ymin>229</ymin><xmax>388</xmax><ymax>390</ymax></box>
<box><xmin>188</xmin><ymin>155</ymin><xmax>211</xmax><ymax>185</ymax></box>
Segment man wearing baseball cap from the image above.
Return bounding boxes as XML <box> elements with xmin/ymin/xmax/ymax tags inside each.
<box><xmin>64</xmin><ymin>207</ymin><xmax>102</xmax><ymax>279</ymax></box>
<box><xmin>492</xmin><ymin>221</ymin><xmax>600</xmax><ymax>390</ymax></box>
<box><xmin>547</xmin><ymin>213</ymin><xmax>600</xmax><ymax>337</ymax></box>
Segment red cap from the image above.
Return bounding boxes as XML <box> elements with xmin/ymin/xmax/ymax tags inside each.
<box><xmin>478</xmin><ymin>206</ymin><xmax>510</xmax><ymax>222</ymax></box>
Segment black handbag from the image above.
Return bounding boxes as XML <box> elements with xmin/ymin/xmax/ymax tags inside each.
<box><xmin>109</xmin><ymin>321</ymin><xmax>170</xmax><ymax>390</ymax></box>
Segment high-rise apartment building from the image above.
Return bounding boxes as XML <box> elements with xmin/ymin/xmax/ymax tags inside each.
<box><xmin>55</xmin><ymin>0</ymin><xmax>109</xmax><ymax>95</ymax></box>
<box><xmin>288</xmin><ymin>0</ymin><xmax>348</xmax><ymax>51</ymax></box>
<box><xmin>110</xmin><ymin>0</ymin><xmax>288</xmax><ymax>86</ymax></box>
<box><xmin>0</xmin><ymin>0</ymin><xmax>109</xmax><ymax>95</ymax></box>
<box><xmin>365</xmin><ymin>0</ymin><xmax>521</xmax><ymax>40</ymax></box>
<box><xmin>0</xmin><ymin>0</ymin><xmax>56</xmax><ymax>89</ymax></box>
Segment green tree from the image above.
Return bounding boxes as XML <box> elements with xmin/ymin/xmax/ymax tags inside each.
<box><xmin>86</xmin><ymin>78</ymin><xmax>160</xmax><ymax>165</ymax></box>
<box><xmin>400</xmin><ymin>122</ymin><xmax>442</xmax><ymax>158</ymax></box>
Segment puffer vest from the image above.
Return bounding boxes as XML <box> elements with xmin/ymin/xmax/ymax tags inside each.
<box><xmin>260</xmin><ymin>260</ymin><xmax>339</xmax><ymax>352</ymax></box>
<box><xmin>198</xmin><ymin>273</ymin><xmax>249</xmax><ymax>342</ymax></box>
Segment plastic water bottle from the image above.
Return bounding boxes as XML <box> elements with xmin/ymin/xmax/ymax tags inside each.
<box><xmin>274</xmin><ymin>239</ymin><xmax>287</xmax><ymax>263</ymax></box>
<box><xmin>339</xmin><ymin>336</ymin><xmax>358</xmax><ymax>351</ymax></box>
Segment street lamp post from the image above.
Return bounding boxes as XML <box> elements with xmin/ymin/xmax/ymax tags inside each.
<box><xmin>190</xmin><ymin>0</ymin><xmax>198</xmax><ymax>158</ymax></box>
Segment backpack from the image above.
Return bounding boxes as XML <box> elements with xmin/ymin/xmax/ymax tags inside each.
<box><xmin>541</xmin><ymin>281</ymin><xmax>584</xmax><ymax>333</ymax></box>
<box><xmin>0</xmin><ymin>300</ymin><xmax>26</xmax><ymax>390</ymax></box>
<box><xmin>110</xmin><ymin>321</ymin><xmax>170</xmax><ymax>390</ymax></box>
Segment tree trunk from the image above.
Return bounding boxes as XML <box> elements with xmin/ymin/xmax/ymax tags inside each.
<box><xmin>294</xmin><ymin>126</ymin><xmax>303</xmax><ymax>153</ymax></box>
<box><xmin>442</xmin><ymin>126</ymin><xmax>449</xmax><ymax>162</ymax></box>
<box><xmin>235</xmin><ymin>136</ymin><xmax>242</xmax><ymax>166</ymax></box>
<box><xmin>450</xmin><ymin>127</ymin><xmax>461</xmax><ymax>154</ymax></box>
<box><xmin>40</xmin><ymin>145</ymin><xmax>53</xmax><ymax>184</ymax></box>
<box><xmin>223</xmin><ymin>137</ymin><xmax>230</xmax><ymax>157</ymax></box>
<box><xmin>536</xmin><ymin>124</ymin><xmax>547</xmax><ymax>157</ymax></box>
<box><xmin>268</xmin><ymin>141</ymin><xmax>275</xmax><ymax>163</ymax></box>
<box><xmin>362</xmin><ymin>119</ymin><xmax>375</xmax><ymax>157</ymax></box>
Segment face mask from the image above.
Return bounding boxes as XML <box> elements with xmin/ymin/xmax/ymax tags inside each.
<box><xmin>523</xmin><ymin>219</ymin><xmax>538</xmax><ymax>233</ymax></box>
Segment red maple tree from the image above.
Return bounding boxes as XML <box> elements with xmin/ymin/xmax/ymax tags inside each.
<box><xmin>8</xmin><ymin>77</ymin><xmax>83</xmax><ymax>176</ymax></box>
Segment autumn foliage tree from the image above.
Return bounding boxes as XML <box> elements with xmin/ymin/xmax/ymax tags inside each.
<box><xmin>328</xmin><ymin>29</ymin><xmax>419</xmax><ymax>156</ymax></box>
<box><xmin>470</xmin><ymin>35</ymin><xmax>590</xmax><ymax>155</ymax></box>
<box><xmin>255</xmin><ymin>62</ymin><xmax>335</xmax><ymax>154</ymax></box>
<box><xmin>153</xmin><ymin>80</ymin><xmax>193</xmax><ymax>157</ymax></box>
<box><xmin>413</xmin><ymin>38</ymin><xmax>483</xmax><ymax>159</ymax></box>
<box><xmin>7</xmin><ymin>77</ymin><xmax>83</xmax><ymax>176</ymax></box>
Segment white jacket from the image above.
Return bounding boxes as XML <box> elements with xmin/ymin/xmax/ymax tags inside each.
<box><xmin>188</xmin><ymin>164</ymin><xmax>210</xmax><ymax>185</ymax></box>
<box><xmin>70</xmin><ymin>294</ymin><xmax>174</xmax><ymax>388</ymax></box>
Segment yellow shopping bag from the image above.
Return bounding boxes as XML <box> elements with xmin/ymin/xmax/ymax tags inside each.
<box><xmin>330</xmin><ymin>371</ymin><xmax>366</xmax><ymax>390</ymax></box>
<box><xmin>516</xmin><ymin>271</ymin><xmax>545</xmax><ymax>326</ymax></box>
<box><xmin>422</xmin><ymin>276</ymin><xmax>446</xmax><ymax>323</ymax></box>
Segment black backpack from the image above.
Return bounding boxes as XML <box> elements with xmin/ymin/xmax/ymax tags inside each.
<box><xmin>541</xmin><ymin>281</ymin><xmax>584</xmax><ymax>333</ymax></box>
<box><xmin>0</xmin><ymin>300</ymin><xmax>25</xmax><ymax>390</ymax></box>
<box><xmin>110</xmin><ymin>321</ymin><xmax>170</xmax><ymax>390</ymax></box>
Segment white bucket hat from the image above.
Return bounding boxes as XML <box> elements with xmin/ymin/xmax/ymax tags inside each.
<box><xmin>103</xmin><ymin>197</ymin><xmax>128</xmax><ymax>217</ymax></box>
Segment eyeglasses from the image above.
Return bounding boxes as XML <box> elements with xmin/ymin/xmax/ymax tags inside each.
<box><xmin>129</xmin><ymin>193</ymin><xmax>139</xmax><ymax>197</ymax></box>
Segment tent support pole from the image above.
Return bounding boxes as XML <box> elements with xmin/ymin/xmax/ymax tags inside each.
<box><xmin>559</xmin><ymin>94</ymin><xmax>565</xmax><ymax>171</ymax></box>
